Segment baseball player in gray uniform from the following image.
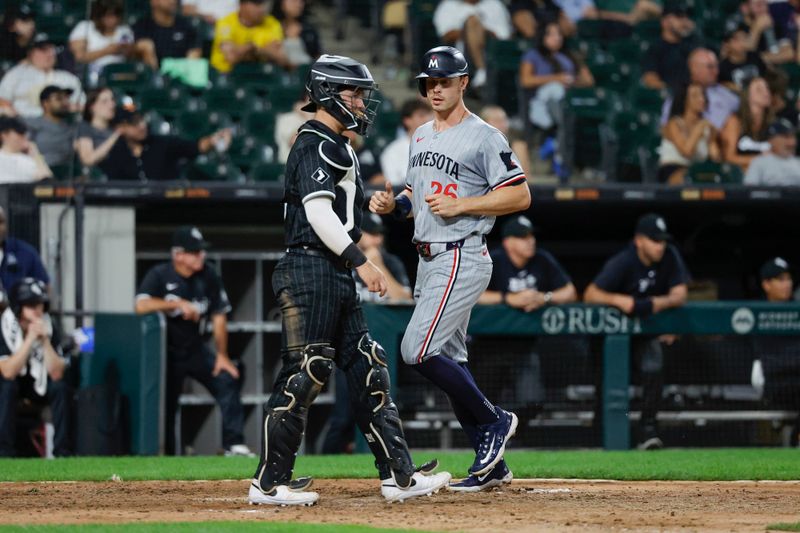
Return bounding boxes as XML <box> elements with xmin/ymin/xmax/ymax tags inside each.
<box><xmin>370</xmin><ymin>45</ymin><xmax>531</xmax><ymax>491</ymax></box>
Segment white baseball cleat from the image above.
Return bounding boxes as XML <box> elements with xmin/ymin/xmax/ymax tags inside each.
<box><xmin>248</xmin><ymin>480</ymin><xmax>319</xmax><ymax>506</ymax></box>
<box><xmin>381</xmin><ymin>471</ymin><xmax>452</xmax><ymax>503</ymax></box>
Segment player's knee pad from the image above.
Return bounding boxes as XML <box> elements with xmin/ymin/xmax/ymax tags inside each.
<box><xmin>257</xmin><ymin>343</ymin><xmax>334</xmax><ymax>489</ymax></box>
<box><xmin>346</xmin><ymin>334</ymin><xmax>414</xmax><ymax>487</ymax></box>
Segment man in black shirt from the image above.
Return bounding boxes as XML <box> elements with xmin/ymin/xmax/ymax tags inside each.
<box><xmin>248</xmin><ymin>54</ymin><xmax>451</xmax><ymax>506</ymax></box>
<box><xmin>354</xmin><ymin>212</ymin><xmax>412</xmax><ymax>303</ymax></box>
<box><xmin>641</xmin><ymin>3</ymin><xmax>699</xmax><ymax>90</ymax></box>
<box><xmin>718</xmin><ymin>24</ymin><xmax>767</xmax><ymax>90</ymax></box>
<box><xmin>584</xmin><ymin>213</ymin><xmax>690</xmax><ymax>450</ymax></box>
<box><xmin>100</xmin><ymin>108</ymin><xmax>230</xmax><ymax>181</ymax></box>
<box><xmin>0</xmin><ymin>278</ymin><xmax>71</xmax><ymax>457</ymax></box>
<box><xmin>134</xmin><ymin>0</ymin><xmax>202</xmax><ymax>68</ymax></box>
<box><xmin>481</xmin><ymin>215</ymin><xmax>577</xmax><ymax>309</ymax></box>
<box><xmin>135</xmin><ymin>226</ymin><xmax>252</xmax><ymax>457</ymax></box>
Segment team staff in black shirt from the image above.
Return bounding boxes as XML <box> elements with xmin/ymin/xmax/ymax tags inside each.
<box><xmin>584</xmin><ymin>213</ymin><xmax>690</xmax><ymax>450</ymax></box>
<box><xmin>135</xmin><ymin>226</ymin><xmax>253</xmax><ymax>457</ymax></box>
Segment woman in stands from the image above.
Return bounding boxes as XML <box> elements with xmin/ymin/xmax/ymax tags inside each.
<box><xmin>658</xmin><ymin>83</ymin><xmax>721</xmax><ymax>184</ymax></box>
<box><xmin>519</xmin><ymin>21</ymin><xmax>593</xmax><ymax>134</ymax></box>
<box><xmin>75</xmin><ymin>88</ymin><xmax>121</xmax><ymax>167</ymax></box>
<box><xmin>271</xmin><ymin>0</ymin><xmax>321</xmax><ymax>68</ymax></box>
<box><xmin>69</xmin><ymin>0</ymin><xmax>136</xmax><ymax>86</ymax></box>
<box><xmin>720</xmin><ymin>76</ymin><xmax>773</xmax><ymax>172</ymax></box>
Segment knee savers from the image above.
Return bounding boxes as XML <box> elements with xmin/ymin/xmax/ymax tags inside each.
<box><xmin>257</xmin><ymin>344</ymin><xmax>334</xmax><ymax>489</ymax></box>
<box><xmin>345</xmin><ymin>334</ymin><xmax>414</xmax><ymax>488</ymax></box>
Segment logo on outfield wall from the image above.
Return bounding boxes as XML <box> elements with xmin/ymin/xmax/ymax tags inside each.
<box><xmin>731</xmin><ymin>307</ymin><xmax>755</xmax><ymax>334</ymax></box>
<box><xmin>542</xmin><ymin>307</ymin><xmax>642</xmax><ymax>335</ymax></box>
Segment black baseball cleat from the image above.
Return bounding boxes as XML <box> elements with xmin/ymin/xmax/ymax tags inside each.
<box><xmin>469</xmin><ymin>408</ymin><xmax>518</xmax><ymax>476</ymax></box>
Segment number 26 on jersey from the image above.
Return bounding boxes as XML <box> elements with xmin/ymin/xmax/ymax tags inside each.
<box><xmin>430</xmin><ymin>181</ymin><xmax>458</xmax><ymax>198</ymax></box>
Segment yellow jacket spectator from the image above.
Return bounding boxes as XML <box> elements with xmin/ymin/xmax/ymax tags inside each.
<box><xmin>210</xmin><ymin>0</ymin><xmax>288</xmax><ymax>73</ymax></box>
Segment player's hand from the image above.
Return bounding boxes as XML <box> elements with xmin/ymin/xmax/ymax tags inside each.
<box><xmin>615</xmin><ymin>295</ymin><xmax>635</xmax><ymax>315</ymax></box>
<box><xmin>26</xmin><ymin>319</ymin><xmax>48</xmax><ymax>342</ymax></box>
<box><xmin>177</xmin><ymin>299</ymin><xmax>201</xmax><ymax>322</ymax></box>
<box><xmin>370</xmin><ymin>181</ymin><xmax>396</xmax><ymax>215</ymax></box>
<box><xmin>356</xmin><ymin>260</ymin><xmax>388</xmax><ymax>297</ymax></box>
<box><xmin>523</xmin><ymin>291</ymin><xmax>547</xmax><ymax>312</ymax></box>
<box><xmin>425</xmin><ymin>193</ymin><xmax>461</xmax><ymax>218</ymax></box>
<box><xmin>212</xmin><ymin>353</ymin><xmax>240</xmax><ymax>379</ymax></box>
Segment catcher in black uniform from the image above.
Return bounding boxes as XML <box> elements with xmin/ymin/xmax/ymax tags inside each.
<box><xmin>247</xmin><ymin>54</ymin><xmax>452</xmax><ymax>506</ymax></box>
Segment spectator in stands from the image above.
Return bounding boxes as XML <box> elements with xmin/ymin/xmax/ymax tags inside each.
<box><xmin>744</xmin><ymin>119</ymin><xmax>800</xmax><ymax>185</ymax></box>
<box><xmin>520</xmin><ymin>21</ymin><xmax>594</xmax><ymax>132</ymax></box>
<box><xmin>354</xmin><ymin>213</ymin><xmax>412</xmax><ymax>304</ymax></box>
<box><xmin>275</xmin><ymin>93</ymin><xmax>314</xmax><ymax>163</ymax></box>
<box><xmin>641</xmin><ymin>3</ymin><xmax>699</xmax><ymax>91</ymax></box>
<box><xmin>719</xmin><ymin>24</ymin><xmax>767</xmax><ymax>91</ymax></box>
<box><xmin>433</xmin><ymin>0</ymin><xmax>513</xmax><ymax>89</ymax></box>
<box><xmin>0</xmin><ymin>33</ymin><xmax>83</xmax><ymax>118</ymax></box>
<box><xmin>479</xmin><ymin>105</ymin><xmax>532</xmax><ymax>180</ymax></box>
<box><xmin>552</xmin><ymin>0</ymin><xmax>599</xmax><ymax>35</ymax></box>
<box><xmin>210</xmin><ymin>0</ymin><xmax>289</xmax><ymax>74</ymax></box>
<box><xmin>753</xmin><ymin>257</ymin><xmax>800</xmax><ymax>445</ymax></box>
<box><xmin>508</xmin><ymin>0</ymin><xmax>572</xmax><ymax>39</ymax></box>
<box><xmin>99</xmin><ymin>108</ymin><xmax>231</xmax><ymax>181</ymax></box>
<box><xmin>584</xmin><ymin>213</ymin><xmax>690</xmax><ymax>450</ymax></box>
<box><xmin>0</xmin><ymin>278</ymin><xmax>71</xmax><ymax>458</ymax></box>
<box><xmin>658</xmin><ymin>83</ymin><xmax>721</xmax><ymax>184</ymax></box>
<box><xmin>135</xmin><ymin>226</ymin><xmax>254</xmax><ymax>457</ymax></box>
<box><xmin>271</xmin><ymin>0</ymin><xmax>321</xmax><ymax>67</ymax></box>
<box><xmin>661</xmin><ymin>48</ymin><xmax>740</xmax><ymax>131</ymax></box>
<box><xmin>597</xmin><ymin>0</ymin><xmax>662</xmax><ymax>27</ymax></box>
<box><xmin>76</xmin><ymin>88</ymin><xmax>121</xmax><ymax>168</ymax></box>
<box><xmin>0</xmin><ymin>5</ymin><xmax>36</xmax><ymax>63</ymax></box>
<box><xmin>69</xmin><ymin>0</ymin><xmax>136</xmax><ymax>86</ymax></box>
<box><xmin>0</xmin><ymin>207</ymin><xmax>50</xmax><ymax>291</ymax></box>
<box><xmin>380</xmin><ymin>99</ymin><xmax>433</xmax><ymax>187</ymax></box>
<box><xmin>720</xmin><ymin>75</ymin><xmax>773</xmax><ymax>171</ymax></box>
<box><xmin>183</xmin><ymin>0</ymin><xmax>239</xmax><ymax>25</ymax></box>
<box><xmin>0</xmin><ymin>117</ymin><xmax>52</xmax><ymax>183</ymax></box>
<box><xmin>24</xmin><ymin>86</ymin><xmax>77</xmax><ymax>169</ymax></box>
<box><xmin>480</xmin><ymin>215</ymin><xmax>577</xmax><ymax>309</ymax></box>
<box><xmin>725</xmin><ymin>0</ymin><xmax>795</xmax><ymax>64</ymax></box>
<box><xmin>133</xmin><ymin>0</ymin><xmax>202</xmax><ymax>69</ymax></box>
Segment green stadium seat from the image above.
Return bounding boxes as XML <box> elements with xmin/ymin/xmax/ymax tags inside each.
<box><xmin>561</xmin><ymin>87</ymin><xmax>622</xmax><ymax>171</ymax></box>
<box><xmin>779</xmin><ymin>63</ymin><xmax>800</xmax><ymax>90</ymax></box>
<box><xmin>228</xmin><ymin>135</ymin><xmax>277</xmax><ymax>169</ymax></box>
<box><xmin>136</xmin><ymin>85</ymin><xmax>190</xmax><ymax>119</ymax></box>
<box><xmin>249</xmin><ymin>162</ymin><xmax>286</xmax><ymax>183</ymax></box>
<box><xmin>632</xmin><ymin>20</ymin><xmax>661</xmax><ymax>43</ymax></box>
<box><xmin>485</xmin><ymin>39</ymin><xmax>528</xmax><ymax>118</ymax></box>
<box><xmin>577</xmin><ymin>19</ymin><xmax>606</xmax><ymax>41</ymax></box>
<box><xmin>242</xmin><ymin>110</ymin><xmax>277</xmax><ymax>142</ymax></box>
<box><xmin>143</xmin><ymin>111</ymin><xmax>173</xmax><ymax>136</ymax></box>
<box><xmin>266</xmin><ymin>83</ymin><xmax>304</xmax><ymax>112</ymax></box>
<box><xmin>409</xmin><ymin>0</ymin><xmax>440</xmax><ymax>75</ymax></box>
<box><xmin>203</xmin><ymin>87</ymin><xmax>265</xmax><ymax>119</ymax></box>
<box><xmin>607</xmin><ymin>39</ymin><xmax>648</xmax><ymax>64</ymax></box>
<box><xmin>174</xmin><ymin>110</ymin><xmax>233</xmax><ymax>140</ymax></box>
<box><xmin>187</xmin><ymin>155</ymin><xmax>246</xmax><ymax>182</ymax></box>
<box><xmin>589</xmin><ymin>60</ymin><xmax>638</xmax><ymax>92</ymax></box>
<box><xmin>99</xmin><ymin>63</ymin><xmax>154</xmax><ymax>95</ymax></box>
<box><xmin>229</xmin><ymin>63</ymin><xmax>283</xmax><ymax>91</ymax></box>
<box><xmin>686</xmin><ymin>160</ymin><xmax>744</xmax><ymax>184</ymax></box>
<box><xmin>627</xmin><ymin>84</ymin><xmax>667</xmax><ymax>115</ymax></box>
<box><xmin>600</xmin><ymin>110</ymin><xmax>660</xmax><ymax>182</ymax></box>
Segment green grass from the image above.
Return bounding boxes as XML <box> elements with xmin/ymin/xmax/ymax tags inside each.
<box><xmin>0</xmin><ymin>523</ymin><xmax>430</xmax><ymax>533</ymax></box>
<box><xmin>1</xmin><ymin>449</ymin><xmax>800</xmax><ymax>482</ymax></box>
<box><xmin>768</xmin><ymin>524</ymin><xmax>800</xmax><ymax>532</ymax></box>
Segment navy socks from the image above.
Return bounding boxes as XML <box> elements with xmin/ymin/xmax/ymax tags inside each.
<box><xmin>414</xmin><ymin>356</ymin><xmax>498</xmax><ymax>425</ymax></box>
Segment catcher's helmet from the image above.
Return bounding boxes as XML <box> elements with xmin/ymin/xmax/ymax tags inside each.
<box><xmin>301</xmin><ymin>54</ymin><xmax>380</xmax><ymax>136</ymax></box>
<box><xmin>415</xmin><ymin>46</ymin><xmax>469</xmax><ymax>97</ymax></box>
<box><xmin>9</xmin><ymin>277</ymin><xmax>48</xmax><ymax>317</ymax></box>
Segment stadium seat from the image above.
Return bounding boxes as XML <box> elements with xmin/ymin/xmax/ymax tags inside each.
<box><xmin>589</xmin><ymin>60</ymin><xmax>638</xmax><ymax>92</ymax></box>
<box><xmin>174</xmin><ymin>110</ymin><xmax>233</xmax><ymax>140</ymax></box>
<box><xmin>485</xmin><ymin>39</ymin><xmax>528</xmax><ymax>119</ymax></box>
<box><xmin>187</xmin><ymin>155</ymin><xmax>246</xmax><ymax>182</ymax></box>
<box><xmin>632</xmin><ymin>20</ymin><xmax>661</xmax><ymax>43</ymax></box>
<box><xmin>99</xmin><ymin>63</ymin><xmax>154</xmax><ymax>95</ymax></box>
<box><xmin>408</xmin><ymin>0</ymin><xmax>440</xmax><ymax>76</ymax></box>
<box><xmin>136</xmin><ymin>85</ymin><xmax>190</xmax><ymax>119</ymax></box>
<box><xmin>599</xmin><ymin>110</ymin><xmax>660</xmax><ymax>182</ymax></box>
<box><xmin>228</xmin><ymin>135</ymin><xmax>277</xmax><ymax>170</ymax></box>
<box><xmin>249</xmin><ymin>162</ymin><xmax>286</xmax><ymax>183</ymax></box>
<box><xmin>686</xmin><ymin>160</ymin><xmax>744</xmax><ymax>184</ymax></box>
<box><xmin>265</xmin><ymin>83</ymin><xmax>304</xmax><ymax>112</ymax></box>
<box><xmin>627</xmin><ymin>84</ymin><xmax>667</xmax><ymax>115</ymax></box>
<box><xmin>242</xmin><ymin>110</ymin><xmax>277</xmax><ymax>142</ymax></box>
<box><xmin>560</xmin><ymin>87</ymin><xmax>622</xmax><ymax>172</ymax></box>
<box><xmin>203</xmin><ymin>87</ymin><xmax>265</xmax><ymax>119</ymax></box>
<box><xmin>143</xmin><ymin>111</ymin><xmax>173</xmax><ymax>136</ymax></box>
<box><xmin>229</xmin><ymin>63</ymin><xmax>283</xmax><ymax>91</ymax></box>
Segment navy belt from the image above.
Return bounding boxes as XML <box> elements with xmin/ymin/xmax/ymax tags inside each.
<box><xmin>415</xmin><ymin>239</ymin><xmax>465</xmax><ymax>258</ymax></box>
<box><xmin>286</xmin><ymin>246</ymin><xmax>353</xmax><ymax>269</ymax></box>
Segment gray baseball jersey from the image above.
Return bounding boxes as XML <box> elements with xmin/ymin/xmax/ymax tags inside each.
<box><xmin>404</xmin><ymin>113</ymin><xmax>526</xmax><ymax>243</ymax></box>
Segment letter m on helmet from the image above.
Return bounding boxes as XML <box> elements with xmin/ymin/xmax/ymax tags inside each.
<box><xmin>428</xmin><ymin>56</ymin><xmax>439</xmax><ymax>69</ymax></box>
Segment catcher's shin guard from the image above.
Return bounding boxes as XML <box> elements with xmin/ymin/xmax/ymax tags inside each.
<box><xmin>255</xmin><ymin>344</ymin><xmax>335</xmax><ymax>490</ymax></box>
<box><xmin>344</xmin><ymin>334</ymin><xmax>415</xmax><ymax>488</ymax></box>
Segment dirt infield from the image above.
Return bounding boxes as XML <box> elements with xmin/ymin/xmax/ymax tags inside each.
<box><xmin>1</xmin><ymin>478</ymin><xmax>799</xmax><ymax>531</ymax></box>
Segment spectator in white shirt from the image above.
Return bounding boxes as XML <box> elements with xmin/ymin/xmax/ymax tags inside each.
<box><xmin>379</xmin><ymin>99</ymin><xmax>433</xmax><ymax>187</ymax></box>
<box><xmin>745</xmin><ymin>119</ymin><xmax>800</xmax><ymax>185</ymax></box>
<box><xmin>433</xmin><ymin>0</ymin><xmax>513</xmax><ymax>88</ymax></box>
<box><xmin>182</xmin><ymin>0</ymin><xmax>239</xmax><ymax>25</ymax></box>
<box><xmin>69</xmin><ymin>0</ymin><xmax>137</xmax><ymax>86</ymax></box>
<box><xmin>0</xmin><ymin>117</ymin><xmax>52</xmax><ymax>184</ymax></box>
<box><xmin>0</xmin><ymin>33</ymin><xmax>84</xmax><ymax>118</ymax></box>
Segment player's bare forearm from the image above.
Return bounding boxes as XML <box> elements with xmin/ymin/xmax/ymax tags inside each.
<box><xmin>0</xmin><ymin>336</ymin><xmax>35</xmax><ymax>379</ymax></box>
<box><xmin>213</xmin><ymin>313</ymin><xmax>228</xmax><ymax>357</ymax></box>
<box><xmin>652</xmin><ymin>284</ymin><xmax>687</xmax><ymax>314</ymax></box>
<box><xmin>584</xmin><ymin>284</ymin><xmax>632</xmax><ymax>313</ymax></box>
<box><xmin>552</xmin><ymin>283</ymin><xmax>578</xmax><ymax>304</ymax></box>
<box><xmin>478</xmin><ymin>290</ymin><xmax>504</xmax><ymax>305</ymax></box>
<box><xmin>42</xmin><ymin>339</ymin><xmax>66</xmax><ymax>381</ymax></box>
<box><xmin>135</xmin><ymin>297</ymin><xmax>179</xmax><ymax>315</ymax></box>
<box><xmin>457</xmin><ymin>184</ymin><xmax>531</xmax><ymax>216</ymax></box>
